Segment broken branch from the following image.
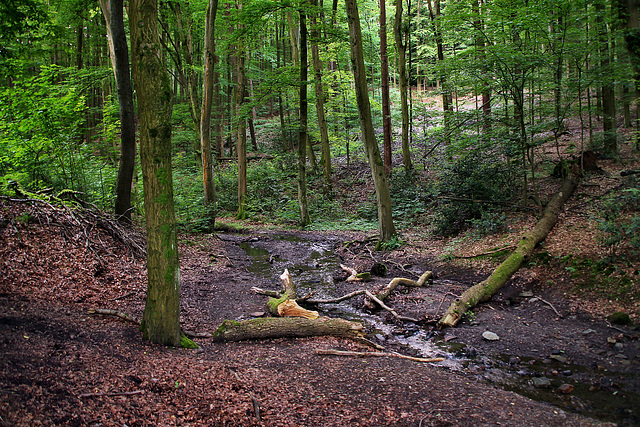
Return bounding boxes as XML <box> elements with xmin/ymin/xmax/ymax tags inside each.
<box><xmin>314</xmin><ymin>349</ymin><xmax>445</xmax><ymax>363</ymax></box>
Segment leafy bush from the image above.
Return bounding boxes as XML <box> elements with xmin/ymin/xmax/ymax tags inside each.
<box><xmin>597</xmin><ymin>178</ymin><xmax>640</xmax><ymax>255</ymax></box>
<box><xmin>434</xmin><ymin>152</ymin><xmax>513</xmax><ymax>236</ymax></box>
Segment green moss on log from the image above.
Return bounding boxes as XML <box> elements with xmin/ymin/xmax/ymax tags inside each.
<box><xmin>180</xmin><ymin>334</ymin><xmax>199</xmax><ymax>349</ymax></box>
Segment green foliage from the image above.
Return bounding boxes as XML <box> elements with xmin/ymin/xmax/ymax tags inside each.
<box><xmin>0</xmin><ymin>64</ymin><xmax>89</xmax><ymax>193</ymax></box>
<box><xmin>388</xmin><ymin>168</ymin><xmax>431</xmax><ymax>226</ymax></box>
<box><xmin>562</xmin><ymin>255</ymin><xmax>638</xmax><ymax>301</ymax></box>
<box><xmin>597</xmin><ymin>179</ymin><xmax>640</xmax><ymax>255</ymax></box>
<box><xmin>434</xmin><ymin>151</ymin><xmax>513</xmax><ymax>236</ymax></box>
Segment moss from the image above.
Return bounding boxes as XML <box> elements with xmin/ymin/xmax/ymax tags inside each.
<box><xmin>608</xmin><ymin>312</ymin><xmax>632</xmax><ymax>325</ymax></box>
<box><xmin>180</xmin><ymin>334</ymin><xmax>199</xmax><ymax>349</ymax></box>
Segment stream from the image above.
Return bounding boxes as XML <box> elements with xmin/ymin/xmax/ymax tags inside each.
<box><xmin>236</xmin><ymin>232</ymin><xmax>639</xmax><ymax>426</ymax></box>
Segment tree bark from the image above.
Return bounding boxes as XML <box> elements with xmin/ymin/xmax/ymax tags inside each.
<box><xmin>439</xmin><ymin>172</ymin><xmax>580</xmax><ymax>327</ymax></box>
<box><xmin>235</xmin><ymin>46</ymin><xmax>248</xmax><ymax>219</ymax></box>
<box><xmin>104</xmin><ymin>0</ymin><xmax>136</xmax><ymax>225</ymax></box>
<box><xmin>298</xmin><ymin>6</ymin><xmax>311</xmax><ymax>226</ymax></box>
<box><xmin>201</xmin><ymin>0</ymin><xmax>219</xmax><ymax>209</ymax></box>
<box><xmin>380</xmin><ymin>0</ymin><xmax>393</xmax><ymax>175</ymax></box>
<box><xmin>211</xmin><ymin>317</ymin><xmax>364</xmax><ymax>342</ymax></box>
<box><xmin>346</xmin><ymin>0</ymin><xmax>396</xmax><ymax>243</ymax></box>
<box><xmin>310</xmin><ymin>0</ymin><xmax>332</xmax><ymax>192</ymax></box>
<box><xmin>129</xmin><ymin>0</ymin><xmax>181</xmax><ymax>347</ymax></box>
<box><xmin>394</xmin><ymin>0</ymin><xmax>412</xmax><ymax>171</ymax></box>
<box><xmin>596</xmin><ymin>0</ymin><xmax>618</xmax><ymax>157</ymax></box>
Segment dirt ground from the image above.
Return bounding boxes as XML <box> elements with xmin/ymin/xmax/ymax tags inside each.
<box><xmin>1</xmin><ymin>197</ymin><xmax>638</xmax><ymax>426</ymax></box>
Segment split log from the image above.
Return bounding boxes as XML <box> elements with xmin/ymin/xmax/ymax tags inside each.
<box><xmin>438</xmin><ymin>171</ymin><xmax>580</xmax><ymax>327</ymax></box>
<box><xmin>265</xmin><ymin>269</ymin><xmax>319</xmax><ymax>319</ymax></box>
<box><xmin>211</xmin><ymin>317</ymin><xmax>364</xmax><ymax>342</ymax></box>
<box><xmin>365</xmin><ymin>271</ymin><xmax>433</xmax><ymax>309</ymax></box>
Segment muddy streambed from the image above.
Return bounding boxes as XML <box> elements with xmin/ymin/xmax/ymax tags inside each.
<box><xmin>222</xmin><ymin>232</ymin><xmax>639</xmax><ymax>426</ymax></box>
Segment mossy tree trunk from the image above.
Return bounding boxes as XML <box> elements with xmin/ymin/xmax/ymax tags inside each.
<box><xmin>439</xmin><ymin>172</ymin><xmax>580</xmax><ymax>327</ymax></box>
<box><xmin>201</xmin><ymin>0</ymin><xmax>219</xmax><ymax>209</ymax></box>
<box><xmin>346</xmin><ymin>0</ymin><xmax>396</xmax><ymax>243</ymax></box>
<box><xmin>211</xmin><ymin>317</ymin><xmax>363</xmax><ymax>342</ymax></box>
<box><xmin>130</xmin><ymin>0</ymin><xmax>181</xmax><ymax>347</ymax></box>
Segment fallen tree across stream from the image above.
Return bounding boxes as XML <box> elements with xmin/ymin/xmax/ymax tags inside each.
<box><xmin>438</xmin><ymin>171</ymin><xmax>580</xmax><ymax>327</ymax></box>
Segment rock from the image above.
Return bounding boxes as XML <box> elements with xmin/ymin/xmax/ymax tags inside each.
<box><xmin>374</xmin><ymin>334</ymin><xmax>386</xmax><ymax>342</ymax></box>
<box><xmin>607</xmin><ymin>336</ymin><xmax>618</xmax><ymax>344</ymax></box>
<box><xmin>558</xmin><ymin>383</ymin><xmax>574</xmax><ymax>394</ymax></box>
<box><xmin>532</xmin><ymin>377</ymin><xmax>552</xmax><ymax>388</ymax></box>
<box><xmin>529</xmin><ymin>297</ymin><xmax>540</xmax><ymax>303</ymax></box>
<box><xmin>614</xmin><ymin>342</ymin><xmax>624</xmax><ymax>351</ymax></box>
<box><xmin>549</xmin><ymin>355</ymin><xmax>568</xmax><ymax>363</ymax></box>
<box><xmin>582</xmin><ymin>328</ymin><xmax>596</xmax><ymax>335</ymax></box>
<box><xmin>519</xmin><ymin>291</ymin><xmax>534</xmax><ymax>297</ymax></box>
<box><xmin>482</xmin><ymin>331</ymin><xmax>500</xmax><ymax>341</ymax></box>
<box><xmin>250</xmin><ymin>312</ymin><xmax>266</xmax><ymax>318</ymax></box>
<box><xmin>562</xmin><ymin>370</ymin><xmax>573</xmax><ymax>376</ymax></box>
<box><xmin>508</xmin><ymin>356</ymin><xmax>521</xmax><ymax>365</ymax></box>
<box><xmin>608</xmin><ymin>312</ymin><xmax>631</xmax><ymax>325</ymax></box>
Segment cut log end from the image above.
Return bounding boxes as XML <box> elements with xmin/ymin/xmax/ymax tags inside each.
<box><xmin>277</xmin><ymin>299</ymin><xmax>319</xmax><ymax>319</ymax></box>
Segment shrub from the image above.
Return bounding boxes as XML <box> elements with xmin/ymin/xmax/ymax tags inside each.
<box><xmin>434</xmin><ymin>152</ymin><xmax>513</xmax><ymax>236</ymax></box>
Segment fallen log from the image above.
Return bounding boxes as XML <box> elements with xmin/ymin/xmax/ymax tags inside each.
<box><xmin>438</xmin><ymin>171</ymin><xmax>580</xmax><ymax>327</ymax></box>
<box><xmin>211</xmin><ymin>317</ymin><xmax>364</xmax><ymax>342</ymax></box>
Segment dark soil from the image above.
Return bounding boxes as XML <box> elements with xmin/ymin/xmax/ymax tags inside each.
<box><xmin>1</xmin><ymin>198</ymin><xmax>637</xmax><ymax>426</ymax></box>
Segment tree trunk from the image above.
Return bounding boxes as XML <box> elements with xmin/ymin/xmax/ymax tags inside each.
<box><xmin>380</xmin><ymin>0</ymin><xmax>392</xmax><ymax>175</ymax></box>
<box><xmin>211</xmin><ymin>317</ymin><xmax>364</xmax><ymax>342</ymax></box>
<box><xmin>106</xmin><ymin>0</ymin><xmax>136</xmax><ymax>225</ymax></box>
<box><xmin>298</xmin><ymin>6</ymin><xmax>311</xmax><ymax>226</ymax></box>
<box><xmin>427</xmin><ymin>0</ymin><xmax>452</xmax><ymax>145</ymax></box>
<box><xmin>347</xmin><ymin>0</ymin><xmax>396</xmax><ymax>243</ymax></box>
<box><xmin>236</xmin><ymin>53</ymin><xmax>248</xmax><ymax>220</ymax></box>
<box><xmin>310</xmin><ymin>0</ymin><xmax>332</xmax><ymax>193</ymax></box>
<box><xmin>129</xmin><ymin>0</ymin><xmax>181</xmax><ymax>347</ymax></box>
<box><xmin>394</xmin><ymin>0</ymin><xmax>412</xmax><ymax>171</ymax></box>
<box><xmin>596</xmin><ymin>0</ymin><xmax>618</xmax><ymax>157</ymax></box>
<box><xmin>201</xmin><ymin>0</ymin><xmax>219</xmax><ymax>209</ymax></box>
<box><xmin>439</xmin><ymin>172</ymin><xmax>580</xmax><ymax>327</ymax></box>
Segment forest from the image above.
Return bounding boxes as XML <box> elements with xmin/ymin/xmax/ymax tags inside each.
<box><xmin>1</xmin><ymin>0</ymin><xmax>640</xmax><ymax>425</ymax></box>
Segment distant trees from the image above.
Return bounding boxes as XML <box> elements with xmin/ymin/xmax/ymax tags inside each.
<box><xmin>0</xmin><ymin>0</ymin><xmax>637</xmax><ymax>238</ymax></box>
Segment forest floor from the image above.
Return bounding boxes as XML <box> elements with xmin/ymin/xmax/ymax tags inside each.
<box><xmin>1</xmin><ymin>168</ymin><xmax>639</xmax><ymax>426</ymax></box>
<box><xmin>1</xmin><ymin>120</ymin><xmax>640</xmax><ymax>426</ymax></box>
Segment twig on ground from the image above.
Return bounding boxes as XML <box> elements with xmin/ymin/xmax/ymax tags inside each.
<box><xmin>534</xmin><ymin>295</ymin><xmax>563</xmax><ymax>318</ymax></box>
<box><xmin>315</xmin><ymin>348</ymin><xmax>444</xmax><ymax>363</ymax></box>
<box><xmin>605</xmin><ymin>321</ymin><xmax>627</xmax><ymax>334</ymax></box>
<box><xmin>78</xmin><ymin>390</ymin><xmax>144</xmax><ymax>398</ymax></box>
<box><xmin>451</xmin><ymin>245</ymin><xmax>515</xmax><ymax>259</ymax></box>
<box><xmin>435</xmin><ymin>293</ymin><xmax>460</xmax><ymax>317</ymax></box>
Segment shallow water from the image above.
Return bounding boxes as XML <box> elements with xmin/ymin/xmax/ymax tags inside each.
<box><xmin>238</xmin><ymin>233</ymin><xmax>639</xmax><ymax>426</ymax></box>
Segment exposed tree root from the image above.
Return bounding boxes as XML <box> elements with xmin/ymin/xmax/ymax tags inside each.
<box><xmin>88</xmin><ymin>308</ymin><xmax>212</xmax><ymax>339</ymax></box>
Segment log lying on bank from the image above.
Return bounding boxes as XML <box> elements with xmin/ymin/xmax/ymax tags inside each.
<box><xmin>211</xmin><ymin>317</ymin><xmax>364</xmax><ymax>342</ymax></box>
<box><xmin>438</xmin><ymin>171</ymin><xmax>580</xmax><ymax>327</ymax></box>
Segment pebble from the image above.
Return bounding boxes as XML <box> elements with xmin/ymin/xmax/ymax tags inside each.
<box><xmin>562</xmin><ymin>370</ymin><xmax>573</xmax><ymax>376</ymax></box>
<box><xmin>549</xmin><ymin>354</ymin><xmax>568</xmax><ymax>363</ymax></box>
<box><xmin>532</xmin><ymin>377</ymin><xmax>552</xmax><ymax>388</ymax></box>
<box><xmin>614</xmin><ymin>343</ymin><xmax>624</xmax><ymax>351</ymax></box>
<box><xmin>250</xmin><ymin>312</ymin><xmax>265</xmax><ymax>317</ymax></box>
<box><xmin>582</xmin><ymin>329</ymin><xmax>596</xmax><ymax>335</ymax></box>
<box><xmin>508</xmin><ymin>356</ymin><xmax>521</xmax><ymax>365</ymax></box>
<box><xmin>519</xmin><ymin>291</ymin><xmax>534</xmax><ymax>297</ymax></box>
<box><xmin>558</xmin><ymin>383</ymin><xmax>575</xmax><ymax>394</ymax></box>
<box><xmin>482</xmin><ymin>331</ymin><xmax>500</xmax><ymax>341</ymax></box>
